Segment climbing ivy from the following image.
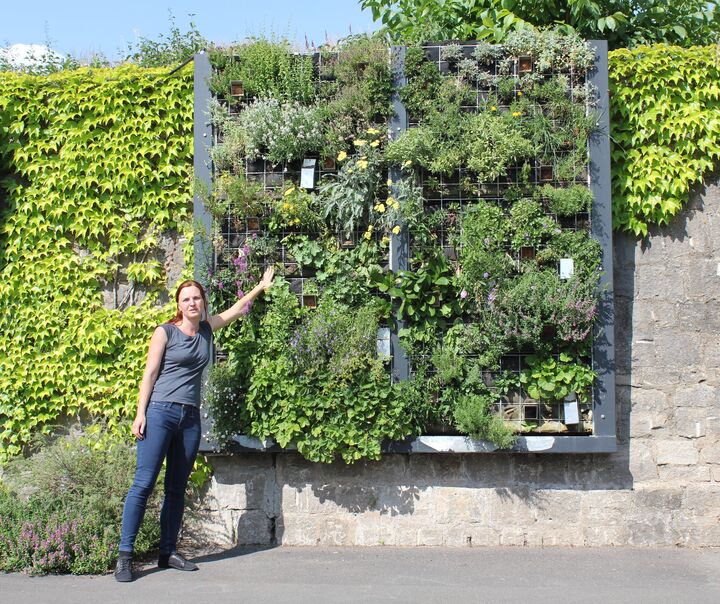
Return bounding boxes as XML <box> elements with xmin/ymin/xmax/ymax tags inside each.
<box><xmin>0</xmin><ymin>65</ymin><xmax>194</xmax><ymax>460</ymax></box>
<box><xmin>609</xmin><ymin>44</ymin><xmax>720</xmax><ymax>236</ymax></box>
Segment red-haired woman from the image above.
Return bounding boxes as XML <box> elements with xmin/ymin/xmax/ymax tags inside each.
<box><xmin>114</xmin><ymin>267</ymin><xmax>274</xmax><ymax>582</ymax></box>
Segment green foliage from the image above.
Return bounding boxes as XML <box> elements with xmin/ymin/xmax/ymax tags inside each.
<box><xmin>209</xmin><ymin>38</ymin><xmax>316</xmax><ymax>103</ymax></box>
<box><xmin>541</xmin><ymin>184</ymin><xmax>593</xmax><ymax>216</ymax></box>
<box><xmin>241</xmin><ymin>293</ymin><xmax>418</xmax><ymax>463</ymax></box>
<box><xmin>359</xmin><ymin>0</ymin><xmax>720</xmax><ymax>49</ymax></box>
<box><xmin>0</xmin><ymin>65</ymin><xmax>194</xmax><ymax>459</ymax></box>
<box><xmin>520</xmin><ymin>352</ymin><xmax>596</xmax><ymax>403</ymax></box>
<box><xmin>609</xmin><ymin>44</ymin><xmax>720</xmax><ymax>236</ymax></box>
<box><xmin>0</xmin><ymin>429</ymin><xmax>162</xmax><ymax>574</ymax></box>
<box><xmin>453</xmin><ymin>391</ymin><xmax>517</xmax><ymax>449</ymax></box>
<box><xmin>126</xmin><ymin>12</ymin><xmax>208</xmax><ymax>67</ymax></box>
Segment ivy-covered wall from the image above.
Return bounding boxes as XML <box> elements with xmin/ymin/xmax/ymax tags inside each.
<box><xmin>0</xmin><ymin>66</ymin><xmax>193</xmax><ymax>459</ymax></box>
<box><xmin>609</xmin><ymin>44</ymin><xmax>720</xmax><ymax>236</ymax></box>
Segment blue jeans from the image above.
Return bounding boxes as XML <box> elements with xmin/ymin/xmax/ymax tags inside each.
<box><xmin>119</xmin><ymin>401</ymin><xmax>201</xmax><ymax>555</ymax></box>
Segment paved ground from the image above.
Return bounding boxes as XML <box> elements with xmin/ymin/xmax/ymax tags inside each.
<box><xmin>1</xmin><ymin>546</ymin><xmax>719</xmax><ymax>604</ymax></box>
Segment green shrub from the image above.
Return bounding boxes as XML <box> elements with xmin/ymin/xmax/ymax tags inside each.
<box><xmin>0</xmin><ymin>429</ymin><xmax>162</xmax><ymax>574</ymax></box>
<box><xmin>452</xmin><ymin>392</ymin><xmax>517</xmax><ymax>449</ymax></box>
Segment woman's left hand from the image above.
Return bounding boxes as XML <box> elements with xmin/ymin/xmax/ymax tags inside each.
<box><xmin>259</xmin><ymin>266</ymin><xmax>275</xmax><ymax>291</ymax></box>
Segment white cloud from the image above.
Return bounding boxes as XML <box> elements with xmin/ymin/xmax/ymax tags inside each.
<box><xmin>0</xmin><ymin>44</ymin><xmax>65</xmax><ymax>69</ymax></box>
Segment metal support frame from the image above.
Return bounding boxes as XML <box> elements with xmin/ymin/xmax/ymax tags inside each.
<box><xmin>194</xmin><ymin>42</ymin><xmax>617</xmax><ymax>455</ymax></box>
<box><xmin>193</xmin><ymin>52</ymin><xmax>215</xmax><ymax>452</ymax></box>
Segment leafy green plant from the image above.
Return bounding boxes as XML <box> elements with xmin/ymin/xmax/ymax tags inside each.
<box><xmin>520</xmin><ymin>352</ymin><xmax>596</xmax><ymax>403</ymax></box>
<box><xmin>0</xmin><ymin>429</ymin><xmax>163</xmax><ymax>574</ymax></box>
<box><xmin>452</xmin><ymin>391</ymin><xmax>517</xmax><ymax>448</ymax></box>
<box><xmin>541</xmin><ymin>184</ymin><xmax>593</xmax><ymax>216</ymax></box>
<box><xmin>508</xmin><ymin>198</ymin><xmax>560</xmax><ymax>250</ymax></box>
<box><xmin>209</xmin><ymin>39</ymin><xmax>316</xmax><ymax>103</ymax></box>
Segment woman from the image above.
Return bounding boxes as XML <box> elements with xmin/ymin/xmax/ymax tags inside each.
<box><xmin>114</xmin><ymin>266</ymin><xmax>274</xmax><ymax>582</ymax></box>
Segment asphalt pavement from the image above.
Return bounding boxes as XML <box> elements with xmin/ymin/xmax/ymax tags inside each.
<box><xmin>1</xmin><ymin>546</ymin><xmax>719</xmax><ymax>604</ymax></box>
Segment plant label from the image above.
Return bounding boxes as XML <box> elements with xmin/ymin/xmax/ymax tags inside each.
<box><xmin>301</xmin><ymin>158</ymin><xmax>316</xmax><ymax>189</ymax></box>
<box><xmin>376</xmin><ymin>327</ymin><xmax>391</xmax><ymax>357</ymax></box>
<box><xmin>560</xmin><ymin>258</ymin><xmax>574</xmax><ymax>279</ymax></box>
<box><xmin>564</xmin><ymin>399</ymin><xmax>580</xmax><ymax>424</ymax></box>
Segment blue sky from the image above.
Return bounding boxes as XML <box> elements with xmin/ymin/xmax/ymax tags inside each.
<box><xmin>1</xmin><ymin>1</ymin><xmax>379</xmax><ymax>60</ymax></box>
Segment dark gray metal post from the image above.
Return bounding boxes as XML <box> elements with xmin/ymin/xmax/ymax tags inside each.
<box><xmin>193</xmin><ymin>51</ymin><xmax>216</xmax><ymax>452</ymax></box>
<box><xmin>193</xmin><ymin>51</ymin><xmax>213</xmax><ymax>287</ymax></box>
<box><xmin>588</xmin><ymin>40</ymin><xmax>617</xmax><ymax>450</ymax></box>
<box><xmin>389</xmin><ymin>46</ymin><xmax>409</xmax><ymax>382</ymax></box>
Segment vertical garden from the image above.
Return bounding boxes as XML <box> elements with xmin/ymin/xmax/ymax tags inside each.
<box><xmin>201</xmin><ymin>30</ymin><xmax>607</xmax><ymax>461</ymax></box>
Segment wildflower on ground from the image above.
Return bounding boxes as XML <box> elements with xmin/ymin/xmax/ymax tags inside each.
<box><xmin>512</xmin><ymin>111</ymin><xmax>522</xmax><ymax>117</ymax></box>
<box><xmin>337</xmin><ymin>151</ymin><xmax>348</xmax><ymax>161</ymax></box>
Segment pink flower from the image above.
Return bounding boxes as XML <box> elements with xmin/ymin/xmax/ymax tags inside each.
<box><xmin>460</xmin><ymin>289</ymin><xmax>468</xmax><ymax>299</ymax></box>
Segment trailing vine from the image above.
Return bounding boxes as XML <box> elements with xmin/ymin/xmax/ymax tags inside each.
<box><xmin>609</xmin><ymin>44</ymin><xmax>720</xmax><ymax>236</ymax></box>
<box><xmin>0</xmin><ymin>65</ymin><xmax>194</xmax><ymax>459</ymax></box>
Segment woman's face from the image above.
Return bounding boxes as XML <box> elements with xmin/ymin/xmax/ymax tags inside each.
<box><xmin>178</xmin><ymin>286</ymin><xmax>204</xmax><ymax>320</ymax></box>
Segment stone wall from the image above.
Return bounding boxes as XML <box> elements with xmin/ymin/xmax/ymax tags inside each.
<box><xmin>187</xmin><ymin>182</ymin><xmax>720</xmax><ymax>548</ymax></box>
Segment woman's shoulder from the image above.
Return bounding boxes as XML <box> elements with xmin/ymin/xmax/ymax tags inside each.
<box><xmin>200</xmin><ymin>320</ymin><xmax>213</xmax><ymax>336</ymax></box>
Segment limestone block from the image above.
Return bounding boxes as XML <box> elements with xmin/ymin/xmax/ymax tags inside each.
<box><xmin>183</xmin><ymin>508</ymin><xmax>239</xmax><ymax>550</ymax></box>
<box><xmin>627</xmin><ymin>518</ymin><xmax>681</xmax><ymax>547</ymax></box>
<box><xmin>673</xmin><ymin>407</ymin><xmax>708</xmax><ymax>438</ymax></box>
<box><xmin>417</xmin><ymin>527</ymin><xmax>445</xmax><ymax>546</ymax></box>
<box><xmin>583</xmin><ymin>525</ymin><xmax>631</xmax><ymax>546</ymax></box>
<box><xmin>683</xmin><ymin>484</ymin><xmax>720</xmax><ymax>511</ymax></box>
<box><xmin>706</xmin><ymin>415</ymin><xmax>720</xmax><ymax>442</ymax></box>
<box><xmin>653</xmin><ymin>334</ymin><xmax>701</xmax><ymax>369</ymax></box>
<box><xmin>701</xmin><ymin>441</ymin><xmax>720</xmax><ymax>464</ymax></box>
<box><xmin>277</xmin><ymin>514</ymin><xmax>320</xmax><ymax>546</ymax></box>
<box><xmin>353</xmin><ymin>512</ymin><xmax>382</xmax><ymax>546</ymax></box>
<box><xmin>635</xmin><ymin>265</ymin><xmax>685</xmax><ymax>301</ymax></box>
<box><xmin>634</xmin><ymin>486</ymin><xmax>683</xmax><ymax>510</ymax></box>
<box><xmin>237</xmin><ymin>509</ymin><xmax>273</xmax><ymax>545</ymax></box>
<box><xmin>673</xmin><ymin>383</ymin><xmax>716</xmax><ymax>408</ymax></box>
<box><xmin>629</xmin><ymin>441</ymin><xmax>659</xmax><ymax>483</ymax></box>
<box><xmin>657</xmin><ymin>464</ymin><xmax>711</xmax><ymax>484</ymax></box>
<box><xmin>526</xmin><ymin>526</ymin><xmax>584</xmax><ymax>547</ymax></box>
<box><xmin>656</xmin><ymin>440</ymin><xmax>699</xmax><ymax>466</ymax></box>
<box><xmin>498</xmin><ymin>527</ymin><xmax>527</xmax><ymax>546</ymax></box>
<box><xmin>630</xmin><ymin>388</ymin><xmax>668</xmax><ymax>412</ymax></box>
<box><xmin>631</xmin><ymin>367</ymin><xmax>680</xmax><ymax>388</ymax></box>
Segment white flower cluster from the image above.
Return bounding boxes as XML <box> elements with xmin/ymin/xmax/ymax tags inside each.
<box><xmin>239</xmin><ymin>98</ymin><xmax>324</xmax><ymax>165</ymax></box>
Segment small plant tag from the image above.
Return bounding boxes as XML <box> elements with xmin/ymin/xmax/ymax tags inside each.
<box><xmin>559</xmin><ymin>258</ymin><xmax>574</xmax><ymax>279</ymax></box>
<box><xmin>300</xmin><ymin>158</ymin><xmax>316</xmax><ymax>189</ymax></box>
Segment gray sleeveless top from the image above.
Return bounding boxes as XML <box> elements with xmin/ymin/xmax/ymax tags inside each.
<box><xmin>150</xmin><ymin>320</ymin><xmax>213</xmax><ymax>407</ymax></box>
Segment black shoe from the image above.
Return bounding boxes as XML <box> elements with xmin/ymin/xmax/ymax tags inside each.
<box><xmin>158</xmin><ymin>552</ymin><xmax>198</xmax><ymax>571</ymax></box>
<box><xmin>114</xmin><ymin>557</ymin><xmax>134</xmax><ymax>582</ymax></box>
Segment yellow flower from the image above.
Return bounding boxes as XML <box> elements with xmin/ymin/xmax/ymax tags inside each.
<box><xmin>391</xmin><ymin>200</ymin><xmax>400</xmax><ymax>210</ymax></box>
<box><xmin>284</xmin><ymin>187</ymin><xmax>295</xmax><ymax>196</ymax></box>
<box><xmin>402</xmin><ymin>160</ymin><xmax>412</xmax><ymax>168</ymax></box>
<box><xmin>512</xmin><ymin>111</ymin><xmax>522</xmax><ymax>117</ymax></box>
<box><xmin>282</xmin><ymin>202</ymin><xmax>290</xmax><ymax>210</ymax></box>
<box><xmin>375</xmin><ymin>203</ymin><xmax>386</xmax><ymax>213</ymax></box>
<box><xmin>337</xmin><ymin>151</ymin><xmax>348</xmax><ymax>161</ymax></box>
<box><xmin>381</xmin><ymin>236</ymin><xmax>390</xmax><ymax>245</ymax></box>
<box><xmin>392</xmin><ymin>225</ymin><xmax>401</xmax><ymax>235</ymax></box>
<box><xmin>353</xmin><ymin>139</ymin><xmax>367</xmax><ymax>147</ymax></box>
<box><xmin>370</xmin><ymin>140</ymin><xmax>380</xmax><ymax>147</ymax></box>
<box><xmin>367</xmin><ymin>127</ymin><xmax>380</xmax><ymax>135</ymax></box>
<box><xmin>357</xmin><ymin>159</ymin><xmax>368</xmax><ymax>170</ymax></box>
<box><xmin>293</xmin><ymin>218</ymin><xmax>301</xmax><ymax>225</ymax></box>
<box><xmin>387</xmin><ymin>179</ymin><xmax>393</xmax><ymax>187</ymax></box>
<box><xmin>490</xmin><ymin>106</ymin><xmax>497</xmax><ymax>111</ymax></box>
<box><xmin>363</xmin><ymin>230</ymin><xmax>372</xmax><ymax>240</ymax></box>
<box><xmin>348</xmin><ymin>168</ymin><xmax>354</xmax><ymax>174</ymax></box>
<box><xmin>368</xmin><ymin>224</ymin><xmax>374</xmax><ymax>231</ymax></box>
<box><xmin>517</xmin><ymin>91</ymin><xmax>523</xmax><ymax>97</ymax></box>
